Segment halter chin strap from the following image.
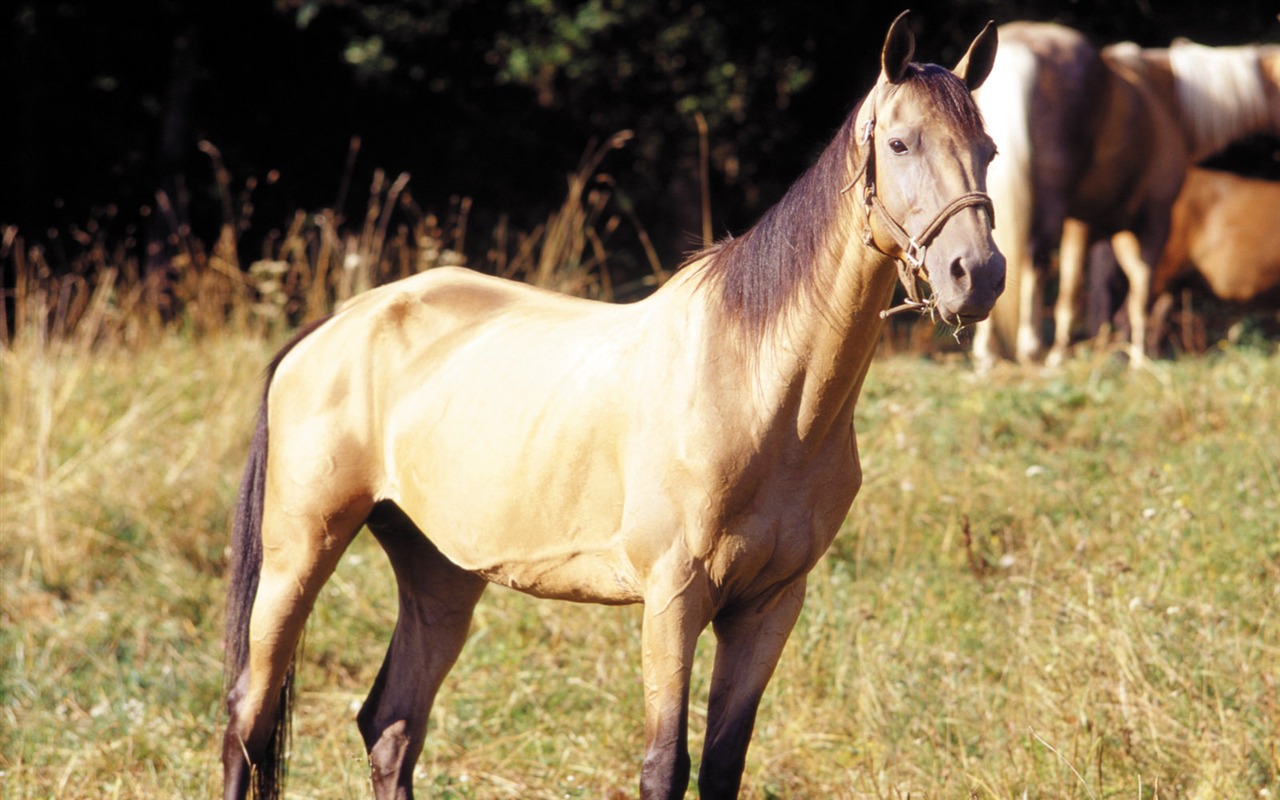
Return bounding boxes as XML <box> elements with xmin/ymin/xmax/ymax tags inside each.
<box><xmin>841</xmin><ymin>100</ymin><xmax>995</xmax><ymax>319</ymax></box>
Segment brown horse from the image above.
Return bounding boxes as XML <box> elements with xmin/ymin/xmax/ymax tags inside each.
<box><xmin>220</xmin><ymin>14</ymin><xmax>1003</xmax><ymax>800</ymax></box>
<box><xmin>970</xmin><ymin>22</ymin><xmax>1280</xmax><ymax>369</ymax></box>
<box><xmin>1148</xmin><ymin>166</ymin><xmax>1280</xmax><ymax>348</ymax></box>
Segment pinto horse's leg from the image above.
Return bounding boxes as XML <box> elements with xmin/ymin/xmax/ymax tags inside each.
<box><xmin>1148</xmin><ymin>290</ymin><xmax>1178</xmax><ymax>356</ymax></box>
<box><xmin>1047</xmin><ymin>217</ymin><xmax>1090</xmax><ymax>367</ymax></box>
<box><xmin>357</xmin><ymin>503</ymin><xmax>487</xmax><ymax>800</ymax></box>
<box><xmin>971</xmin><ymin>317</ymin><xmax>999</xmax><ymax>373</ymax></box>
<box><xmin>1015</xmin><ymin>258</ymin><xmax>1045</xmax><ymax>364</ymax></box>
<box><xmin>1110</xmin><ymin>229</ymin><xmax>1153</xmax><ymax>367</ymax></box>
<box><xmin>638</xmin><ymin>554</ymin><xmax>714</xmax><ymax>800</ymax></box>
<box><xmin>698</xmin><ymin>579</ymin><xmax>806</xmax><ymax>799</ymax></box>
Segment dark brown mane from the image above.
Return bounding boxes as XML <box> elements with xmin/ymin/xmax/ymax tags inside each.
<box><xmin>693</xmin><ymin>65</ymin><xmax>984</xmax><ymax>348</ymax></box>
<box><xmin>691</xmin><ymin>103</ymin><xmax>861</xmax><ymax>347</ymax></box>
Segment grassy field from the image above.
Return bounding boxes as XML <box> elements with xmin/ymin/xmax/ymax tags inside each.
<box><xmin>3</xmin><ymin>311</ymin><xmax>1277</xmax><ymax>799</ymax></box>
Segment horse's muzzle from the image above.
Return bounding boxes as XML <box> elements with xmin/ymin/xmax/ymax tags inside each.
<box><xmin>933</xmin><ymin>249</ymin><xmax>1006</xmax><ymax>325</ymax></box>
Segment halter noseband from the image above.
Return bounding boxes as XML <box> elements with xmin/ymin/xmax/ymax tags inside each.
<box><xmin>841</xmin><ymin>97</ymin><xmax>995</xmax><ymax>319</ymax></box>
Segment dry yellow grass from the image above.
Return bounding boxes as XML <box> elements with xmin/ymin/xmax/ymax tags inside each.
<box><xmin>3</xmin><ymin>322</ymin><xmax>1277</xmax><ymax>798</ymax></box>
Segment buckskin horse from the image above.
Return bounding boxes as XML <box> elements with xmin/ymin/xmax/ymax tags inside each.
<box><xmin>969</xmin><ymin>22</ymin><xmax>1280</xmax><ymax>369</ymax></box>
<box><xmin>221</xmin><ymin>13</ymin><xmax>1003</xmax><ymax>800</ymax></box>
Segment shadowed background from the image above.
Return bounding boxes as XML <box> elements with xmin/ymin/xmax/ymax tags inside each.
<box><xmin>5</xmin><ymin>0</ymin><xmax>1278</xmax><ymax>283</ymax></box>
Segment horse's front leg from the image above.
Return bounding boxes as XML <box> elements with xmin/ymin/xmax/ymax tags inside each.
<box><xmin>1111</xmin><ymin>228</ymin><xmax>1157</xmax><ymax>367</ymax></box>
<box><xmin>697</xmin><ymin>579</ymin><xmax>806</xmax><ymax>799</ymax></box>
<box><xmin>1047</xmin><ymin>217</ymin><xmax>1090</xmax><ymax>366</ymax></box>
<box><xmin>638</xmin><ymin>551</ymin><xmax>714</xmax><ymax>800</ymax></box>
<box><xmin>1015</xmin><ymin>256</ymin><xmax>1045</xmax><ymax>364</ymax></box>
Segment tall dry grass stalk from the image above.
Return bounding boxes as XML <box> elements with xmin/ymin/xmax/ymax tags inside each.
<box><xmin>494</xmin><ymin>131</ymin><xmax>666</xmax><ymax>299</ymax></box>
<box><xmin>1</xmin><ymin>133</ymin><xmax>663</xmax><ymax>352</ymax></box>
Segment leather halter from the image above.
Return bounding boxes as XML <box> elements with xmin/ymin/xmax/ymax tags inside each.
<box><xmin>841</xmin><ymin>93</ymin><xmax>995</xmax><ymax>319</ymax></box>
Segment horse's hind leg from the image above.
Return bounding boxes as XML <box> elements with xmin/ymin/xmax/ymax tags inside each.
<box><xmin>223</xmin><ymin>501</ymin><xmax>367</xmax><ymax>800</ymax></box>
<box><xmin>1111</xmin><ymin>229</ymin><xmax>1156</xmax><ymax>367</ymax></box>
<box><xmin>357</xmin><ymin>502</ymin><xmax>486</xmax><ymax>800</ymax></box>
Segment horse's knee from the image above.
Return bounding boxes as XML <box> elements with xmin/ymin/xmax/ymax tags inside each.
<box><xmin>1016</xmin><ymin>324</ymin><xmax>1044</xmax><ymax>364</ymax></box>
<box><xmin>356</xmin><ymin>663</ymin><xmax>428</xmax><ymax>800</ymax></box>
<box><xmin>639</xmin><ymin>746</ymin><xmax>691</xmax><ymax>800</ymax></box>
<box><xmin>364</xmin><ymin>719</ymin><xmax>416</xmax><ymax>798</ymax></box>
<box><xmin>355</xmin><ymin>658</ymin><xmax>392</xmax><ymax>748</ymax></box>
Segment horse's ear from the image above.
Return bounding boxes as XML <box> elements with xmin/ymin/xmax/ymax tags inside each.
<box><xmin>881</xmin><ymin>10</ymin><xmax>915</xmax><ymax>84</ymax></box>
<box><xmin>954</xmin><ymin>20</ymin><xmax>998</xmax><ymax>91</ymax></box>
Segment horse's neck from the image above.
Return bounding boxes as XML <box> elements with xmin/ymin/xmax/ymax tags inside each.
<box><xmin>697</xmin><ymin>202</ymin><xmax>896</xmax><ymax>448</ymax></box>
<box><xmin>785</xmin><ymin>238</ymin><xmax>897</xmax><ymax>444</ymax></box>
<box><xmin>657</xmin><ymin>100</ymin><xmax>897</xmax><ymax>448</ymax></box>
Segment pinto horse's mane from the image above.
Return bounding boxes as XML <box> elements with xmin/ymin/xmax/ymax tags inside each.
<box><xmin>691</xmin><ymin>64</ymin><xmax>986</xmax><ymax>348</ymax></box>
<box><xmin>1167</xmin><ymin>41</ymin><xmax>1272</xmax><ymax>161</ymax></box>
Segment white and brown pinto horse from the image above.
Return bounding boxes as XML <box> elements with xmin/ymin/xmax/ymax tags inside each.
<box><xmin>221</xmin><ymin>14</ymin><xmax>1003</xmax><ymax>800</ymax></box>
<box><xmin>970</xmin><ymin>22</ymin><xmax>1280</xmax><ymax>369</ymax></box>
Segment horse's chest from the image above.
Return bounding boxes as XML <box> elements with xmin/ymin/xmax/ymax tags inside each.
<box><xmin>702</xmin><ymin>463</ymin><xmax>860</xmax><ymax>600</ymax></box>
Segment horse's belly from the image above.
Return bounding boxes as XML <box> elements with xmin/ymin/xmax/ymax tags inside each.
<box><xmin>394</xmin><ymin>467</ymin><xmax>643</xmax><ymax>604</ymax></box>
<box><xmin>383</xmin><ymin>336</ymin><xmax>647</xmax><ymax>603</ymax></box>
<box><xmin>464</xmin><ymin>547</ymin><xmax>643</xmax><ymax>604</ymax></box>
<box><xmin>388</xmin><ymin>428</ymin><xmax>644</xmax><ymax>603</ymax></box>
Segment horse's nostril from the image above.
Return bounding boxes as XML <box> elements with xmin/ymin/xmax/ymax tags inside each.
<box><xmin>950</xmin><ymin>257</ymin><xmax>968</xmax><ymax>283</ymax></box>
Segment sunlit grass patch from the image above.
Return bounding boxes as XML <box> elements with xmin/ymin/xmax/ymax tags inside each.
<box><xmin>3</xmin><ymin>332</ymin><xmax>1278</xmax><ymax>798</ymax></box>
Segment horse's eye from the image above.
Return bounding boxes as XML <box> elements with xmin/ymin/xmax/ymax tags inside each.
<box><xmin>888</xmin><ymin>138</ymin><xmax>909</xmax><ymax>155</ymax></box>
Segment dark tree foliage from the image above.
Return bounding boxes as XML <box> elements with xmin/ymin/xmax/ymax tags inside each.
<box><xmin>4</xmin><ymin>0</ymin><xmax>1277</xmax><ymax>272</ymax></box>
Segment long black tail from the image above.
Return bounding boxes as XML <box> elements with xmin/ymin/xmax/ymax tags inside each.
<box><xmin>223</xmin><ymin>318</ymin><xmax>331</xmax><ymax>799</ymax></box>
<box><xmin>223</xmin><ymin>395</ymin><xmax>293</xmax><ymax>800</ymax></box>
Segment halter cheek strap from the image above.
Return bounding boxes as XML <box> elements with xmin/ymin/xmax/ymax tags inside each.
<box><xmin>841</xmin><ymin>103</ymin><xmax>995</xmax><ymax>319</ymax></box>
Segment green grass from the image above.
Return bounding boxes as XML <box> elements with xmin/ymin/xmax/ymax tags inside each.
<box><xmin>3</xmin><ymin>329</ymin><xmax>1278</xmax><ymax>799</ymax></box>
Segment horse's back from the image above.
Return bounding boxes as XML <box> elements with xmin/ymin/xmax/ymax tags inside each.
<box><xmin>266</xmin><ymin>267</ymin><xmax>599</xmax><ymax>433</ymax></box>
<box><xmin>336</xmin><ymin>265</ymin><xmax>600</xmax><ymax>338</ymax></box>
